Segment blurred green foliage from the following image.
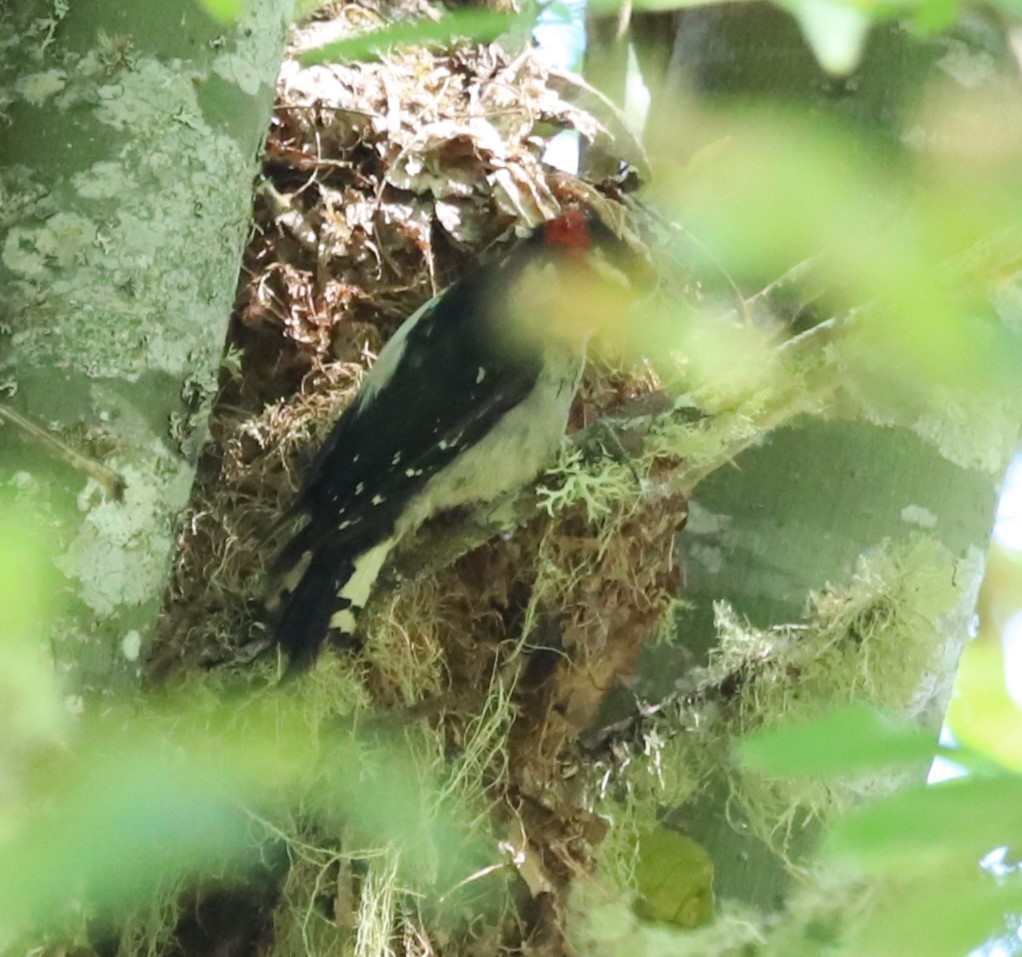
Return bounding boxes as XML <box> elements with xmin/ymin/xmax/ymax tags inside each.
<box><xmin>638</xmin><ymin>46</ymin><xmax>1022</xmax><ymax>957</ymax></box>
<box><xmin>950</xmin><ymin>543</ymin><xmax>1022</xmax><ymax>772</ymax></box>
<box><xmin>53</xmin><ymin>3</ymin><xmax>1022</xmax><ymax>954</ymax></box>
<box><xmin>739</xmin><ymin>700</ymin><xmax>1022</xmax><ymax>955</ymax></box>
<box><xmin>951</xmin><ymin>638</ymin><xmax>1022</xmax><ymax>770</ymax></box>
<box><xmin>739</xmin><ymin>703</ymin><xmax>939</xmax><ymax>777</ymax></box>
<box><xmin>651</xmin><ymin>102</ymin><xmax>1022</xmax><ymax>388</ymax></box>
<box><xmin>0</xmin><ymin>514</ymin><xmax>496</xmax><ymax>949</ymax></box>
<box><xmin>196</xmin><ymin>0</ymin><xmax>246</xmax><ymax>24</ymax></box>
<box><xmin>296</xmin><ymin>10</ymin><xmax>517</xmax><ymax>64</ymax></box>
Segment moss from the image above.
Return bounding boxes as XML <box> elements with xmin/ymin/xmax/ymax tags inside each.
<box><xmin>269</xmin><ymin>833</ymin><xmax>400</xmax><ymax>957</ymax></box>
<box><xmin>699</xmin><ymin>536</ymin><xmax>958</xmax><ymax>859</ymax></box>
<box><xmin>361</xmin><ymin>583</ymin><xmax>449</xmax><ymax>708</ymax></box>
<box><xmin>718</xmin><ymin>535</ymin><xmax>961</xmax><ymax>722</ymax></box>
<box><xmin>587</xmin><ymin>535</ymin><xmax>968</xmax><ymax>880</ymax></box>
<box><xmin>537</xmin><ymin>447</ymin><xmax>640</xmax><ymax>525</ymax></box>
<box><xmin>114</xmin><ymin>877</ymin><xmax>191</xmax><ymax>957</ymax></box>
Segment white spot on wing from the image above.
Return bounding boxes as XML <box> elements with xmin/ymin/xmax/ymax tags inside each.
<box><xmin>330</xmin><ymin>608</ymin><xmax>359</xmax><ymax>633</ymax></box>
<box><xmin>402</xmin><ymin>350</ymin><xmax>584</xmax><ymax>525</ymax></box>
<box><xmin>267</xmin><ymin>548</ymin><xmax>314</xmax><ymax>612</ymax></box>
<box><xmin>372</xmin><ymin>494</ymin><xmax>386</xmax><ymax>505</ymax></box>
<box><xmin>438</xmin><ymin>433</ymin><xmax>463</xmax><ymax>451</ymax></box>
<box><xmin>476</xmin><ymin>366</ymin><xmax>486</xmax><ymax>384</ymax></box>
<box><xmin>337</xmin><ymin>538</ymin><xmax>394</xmax><ymax>614</ymax></box>
<box><xmin>282</xmin><ymin>550</ymin><xmax>313</xmax><ymax>593</ymax></box>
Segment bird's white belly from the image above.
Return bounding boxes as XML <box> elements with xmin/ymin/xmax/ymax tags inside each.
<box><xmin>399</xmin><ymin>352</ymin><xmax>583</xmax><ymax>533</ymax></box>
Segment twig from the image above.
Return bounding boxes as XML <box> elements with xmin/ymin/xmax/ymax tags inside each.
<box><xmin>0</xmin><ymin>403</ymin><xmax>126</xmax><ymax>501</ymax></box>
<box><xmin>745</xmin><ymin>254</ymin><xmax>828</xmax><ymax>316</ymax></box>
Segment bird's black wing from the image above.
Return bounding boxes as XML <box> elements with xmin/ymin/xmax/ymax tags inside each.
<box><xmin>272</xmin><ymin>269</ymin><xmax>542</xmax><ymax>576</ymax></box>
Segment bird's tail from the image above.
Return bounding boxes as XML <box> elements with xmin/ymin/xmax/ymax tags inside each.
<box><xmin>269</xmin><ymin>535</ymin><xmax>395</xmax><ymax>676</ymax></box>
<box><xmin>270</xmin><ymin>544</ymin><xmax>358</xmax><ymax>675</ymax></box>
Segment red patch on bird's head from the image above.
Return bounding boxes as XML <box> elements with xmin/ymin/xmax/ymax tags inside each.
<box><xmin>543</xmin><ymin>209</ymin><xmax>592</xmax><ymax>251</ymax></box>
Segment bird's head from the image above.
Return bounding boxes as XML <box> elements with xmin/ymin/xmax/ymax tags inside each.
<box><xmin>508</xmin><ymin>207</ymin><xmax>649</xmax><ymax>353</ymax></box>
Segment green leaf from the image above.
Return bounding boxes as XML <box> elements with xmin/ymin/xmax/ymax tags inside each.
<box><xmin>786</xmin><ymin>0</ymin><xmax>872</xmax><ymax>75</ymax></box>
<box><xmin>0</xmin><ymin>689</ymin><xmax>495</xmax><ymax>938</ymax></box>
<box><xmin>299</xmin><ymin>10</ymin><xmax>516</xmax><ymax>65</ymax></box>
<box><xmin>634</xmin><ymin>828</ymin><xmax>714</xmax><ymax>928</ymax></box>
<box><xmin>906</xmin><ymin>0</ymin><xmax>962</xmax><ymax>32</ymax></box>
<box><xmin>825</xmin><ymin>774</ymin><xmax>1022</xmax><ymax>875</ymax></box>
<box><xmin>0</xmin><ymin>738</ymin><xmax>255</xmax><ymax>930</ymax></box>
<box><xmin>0</xmin><ymin>513</ymin><xmax>65</xmax><ymax>754</ymax></box>
<box><xmin>849</xmin><ymin>872</ymin><xmax>1022</xmax><ymax>957</ymax></box>
<box><xmin>739</xmin><ymin>703</ymin><xmax>937</xmax><ymax>777</ymax></box>
<box><xmin>197</xmin><ymin>0</ymin><xmax>246</xmax><ymax>24</ymax></box>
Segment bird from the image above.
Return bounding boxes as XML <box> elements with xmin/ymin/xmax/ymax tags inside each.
<box><xmin>267</xmin><ymin>208</ymin><xmax>638</xmax><ymax>673</ymax></box>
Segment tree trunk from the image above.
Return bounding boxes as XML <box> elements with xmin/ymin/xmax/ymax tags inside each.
<box><xmin>0</xmin><ymin>0</ymin><xmax>290</xmax><ymax>694</ymax></box>
<box><xmin>617</xmin><ymin>5</ymin><xmax>1022</xmax><ymax>908</ymax></box>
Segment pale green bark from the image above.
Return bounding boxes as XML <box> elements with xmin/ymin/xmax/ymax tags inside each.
<box><xmin>0</xmin><ymin>0</ymin><xmax>291</xmax><ymax>694</ymax></box>
<box><xmin>651</xmin><ymin>416</ymin><xmax>1004</xmax><ymax>902</ymax></box>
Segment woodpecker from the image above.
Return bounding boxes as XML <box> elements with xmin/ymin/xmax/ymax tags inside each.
<box><xmin>268</xmin><ymin>209</ymin><xmax>637</xmax><ymax>673</ymax></box>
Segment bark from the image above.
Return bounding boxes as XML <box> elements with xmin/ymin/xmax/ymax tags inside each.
<box><xmin>0</xmin><ymin>0</ymin><xmax>291</xmax><ymax>694</ymax></box>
